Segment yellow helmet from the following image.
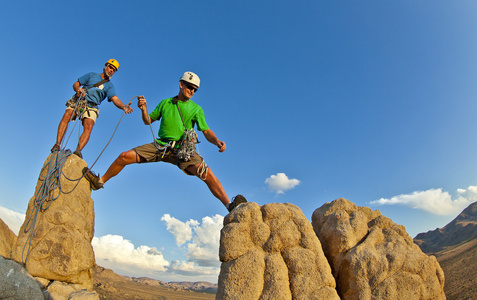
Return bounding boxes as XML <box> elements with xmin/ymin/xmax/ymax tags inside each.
<box><xmin>105</xmin><ymin>59</ymin><xmax>119</xmax><ymax>71</ymax></box>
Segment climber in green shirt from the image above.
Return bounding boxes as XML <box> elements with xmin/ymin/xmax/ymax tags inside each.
<box><xmin>83</xmin><ymin>71</ymin><xmax>246</xmax><ymax>213</ymax></box>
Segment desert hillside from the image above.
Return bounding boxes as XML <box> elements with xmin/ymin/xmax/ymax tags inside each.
<box><xmin>93</xmin><ymin>265</ymin><xmax>216</xmax><ymax>300</ymax></box>
<box><xmin>414</xmin><ymin>201</ymin><xmax>477</xmax><ymax>300</ymax></box>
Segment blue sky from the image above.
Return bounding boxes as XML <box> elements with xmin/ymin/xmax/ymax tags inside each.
<box><xmin>1</xmin><ymin>1</ymin><xmax>477</xmax><ymax>283</ymax></box>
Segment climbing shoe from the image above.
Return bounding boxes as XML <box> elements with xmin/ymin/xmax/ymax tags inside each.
<box><xmin>73</xmin><ymin>150</ymin><xmax>83</xmax><ymax>159</ymax></box>
<box><xmin>227</xmin><ymin>194</ymin><xmax>247</xmax><ymax>212</ymax></box>
<box><xmin>51</xmin><ymin>143</ymin><xmax>60</xmax><ymax>153</ymax></box>
<box><xmin>82</xmin><ymin>167</ymin><xmax>103</xmax><ymax>190</ymax></box>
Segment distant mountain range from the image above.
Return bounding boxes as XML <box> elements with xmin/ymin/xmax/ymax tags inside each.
<box><xmin>414</xmin><ymin>201</ymin><xmax>477</xmax><ymax>300</ymax></box>
<box><xmin>93</xmin><ymin>265</ymin><xmax>217</xmax><ymax>299</ymax></box>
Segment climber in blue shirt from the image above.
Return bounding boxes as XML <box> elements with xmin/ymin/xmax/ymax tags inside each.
<box><xmin>51</xmin><ymin>59</ymin><xmax>133</xmax><ymax>158</ymax></box>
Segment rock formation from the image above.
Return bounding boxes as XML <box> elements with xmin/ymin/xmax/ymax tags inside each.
<box><xmin>217</xmin><ymin>202</ymin><xmax>340</xmax><ymax>299</ymax></box>
<box><xmin>312</xmin><ymin>198</ymin><xmax>446</xmax><ymax>300</ymax></box>
<box><xmin>10</xmin><ymin>151</ymin><xmax>96</xmax><ymax>290</ymax></box>
<box><xmin>0</xmin><ymin>218</ymin><xmax>16</xmax><ymax>258</ymax></box>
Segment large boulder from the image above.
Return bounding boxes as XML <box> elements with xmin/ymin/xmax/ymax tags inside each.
<box><xmin>0</xmin><ymin>256</ymin><xmax>44</xmax><ymax>300</ymax></box>
<box><xmin>312</xmin><ymin>198</ymin><xmax>446</xmax><ymax>300</ymax></box>
<box><xmin>0</xmin><ymin>218</ymin><xmax>16</xmax><ymax>258</ymax></box>
<box><xmin>217</xmin><ymin>202</ymin><xmax>339</xmax><ymax>300</ymax></box>
<box><xmin>10</xmin><ymin>151</ymin><xmax>95</xmax><ymax>290</ymax></box>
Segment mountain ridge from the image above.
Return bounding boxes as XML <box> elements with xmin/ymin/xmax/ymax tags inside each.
<box><xmin>414</xmin><ymin>201</ymin><xmax>477</xmax><ymax>253</ymax></box>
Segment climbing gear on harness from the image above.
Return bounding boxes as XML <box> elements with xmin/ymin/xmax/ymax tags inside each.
<box><xmin>179</xmin><ymin>71</ymin><xmax>200</xmax><ymax>87</ymax></box>
<box><xmin>227</xmin><ymin>195</ymin><xmax>247</xmax><ymax>212</ymax></box>
<box><xmin>51</xmin><ymin>143</ymin><xmax>60</xmax><ymax>153</ymax></box>
<box><xmin>73</xmin><ymin>150</ymin><xmax>83</xmax><ymax>159</ymax></box>
<box><xmin>155</xmin><ymin>139</ymin><xmax>176</xmax><ymax>158</ymax></box>
<box><xmin>68</xmin><ymin>77</ymin><xmax>110</xmax><ymax>120</ymax></box>
<box><xmin>173</xmin><ymin>99</ymin><xmax>200</xmax><ymax>162</ymax></box>
<box><xmin>82</xmin><ymin>167</ymin><xmax>104</xmax><ymax>190</ymax></box>
<box><xmin>178</xmin><ymin>128</ymin><xmax>199</xmax><ymax>162</ymax></box>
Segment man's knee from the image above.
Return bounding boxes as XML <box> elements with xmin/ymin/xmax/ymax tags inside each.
<box><xmin>62</xmin><ymin>110</ymin><xmax>74</xmax><ymax>122</ymax></box>
<box><xmin>82</xmin><ymin>119</ymin><xmax>95</xmax><ymax>132</ymax></box>
<box><xmin>118</xmin><ymin>150</ymin><xmax>139</xmax><ymax>164</ymax></box>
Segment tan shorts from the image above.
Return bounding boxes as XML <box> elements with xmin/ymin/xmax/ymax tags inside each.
<box><xmin>65</xmin><ymin>96</ymin><xmax>99</xmax><ymax>122</ymax></box>
<box><xmin>133</xmin><ymin>142</ymin><xmax>207</xmax><ymax>176</ymax></box>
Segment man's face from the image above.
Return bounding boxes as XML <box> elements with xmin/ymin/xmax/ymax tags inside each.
<box><xmin>104</xmin><ymin>64</ymin><xmax>118</xmax><ymax>78</ymax></box>
<box><xmin>180</xmin><ymin>81</ymin><xmax>198</xmax><ymax>100</ymax></box>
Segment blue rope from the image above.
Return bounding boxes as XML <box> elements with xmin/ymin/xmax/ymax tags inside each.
<box><xmin>21</xmin><ymin>150</ymin><xmax>72</xmax><ymax>264</ymax></box>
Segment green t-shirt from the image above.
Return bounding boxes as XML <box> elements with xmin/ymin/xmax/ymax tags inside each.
<box><xmin>149</xmin><ymin>97</ymin><xmax>209</xmax><ymax>144</ymax></box>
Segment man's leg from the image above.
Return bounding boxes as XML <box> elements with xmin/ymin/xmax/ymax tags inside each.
<box><xmin>100</xmin><ymin>150</ymin><xmax>144</xmax><ymax>184</ymax></box>
<box><xmin>186</xmin><ymin>164</ymin><xmax>230</xmax><ymax>207</ymax></box>
<box><xmin>77</xmin><ymin>118</ymin><xmax>95</xmax><ymax>151</ymax></box>
<box><xmin>54</xmin><ymin>109</ymin><xmax>75</xmax><ymax>146</ymax></box>
<box><xmin>83</xmin><ymin>149</ymin><xmax>143</xmax><ymax>190</ymax></box>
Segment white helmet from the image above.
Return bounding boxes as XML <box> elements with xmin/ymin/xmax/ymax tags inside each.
<box><xmin>180</xmin><ymin>71</ymin><xmax>200</xmax><ymax>88</ymax></box>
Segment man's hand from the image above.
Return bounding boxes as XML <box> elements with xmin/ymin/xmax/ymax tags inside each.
<box><xmin>137</xmin><ymin>96</ymin><xmax>147</xmax><ymax>110</ymax></box>
<box><xmin>123</xmin><ymin>104</ymin><xmax>133</xmax><ymax>114</ymax></box>
<box><xmin>76</xmin><ymin>87</ymin><xmax>86</xmax><ymax>98</ymax></box>
<box><xmin>217</xmin><ymin>140</ymin><xmax>226</xmax><ymax>153</ymax></box>
<box><xmin>203</xmin><ymin>129</ymin><xmax>226</xmax><ymax>152</ymax></box>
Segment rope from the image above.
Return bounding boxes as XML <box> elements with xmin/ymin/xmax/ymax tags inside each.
<box><xmin>87</xmin><ymin>96</ymin><xmax>136</xmax><ymax>171</ymax></box>
<box><xmin>22</xmin><ymin>150</ymin><xmax>71</xmax><ymax>264</ymax></box>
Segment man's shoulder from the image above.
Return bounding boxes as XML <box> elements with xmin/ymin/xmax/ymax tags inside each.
<box><xmin>82</xmin><ymin>72</ymin><xmax>100</xmax><ymax>78</ymax></box>
<box><xmin>186</xmin><ymin>100</ymin><xmax>202</xmax><ymax>108</ymax></box>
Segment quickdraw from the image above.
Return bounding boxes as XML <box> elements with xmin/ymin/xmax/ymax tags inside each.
<box><xmin>177</xmin><ymin>128</ymin><xmax>199</xmax><ymax>162</ymax></box>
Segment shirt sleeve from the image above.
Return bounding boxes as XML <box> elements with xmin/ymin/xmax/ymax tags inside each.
<box><xmin>106</xmin><ymin>84</ymin><xmax>116</xmax><ymax>101</ymax></box>
<box><xmin>149</xmin><ymin>99</ymin><xmax>165</xmax><ymax>121</ymax></box>
<box><xmin>78</xmin><ymin>73</ymin><xmax>93</xmax><ymax>85</ymax></box>
<box><xmin>195</xmin><ymin>108</ymin><xmax>209</xmax><ymax>131</ymax></box>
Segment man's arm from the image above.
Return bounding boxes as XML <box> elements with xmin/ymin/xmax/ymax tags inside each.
<box><xmin>73</xmin><ymin>81</ymin><xmax>85</xmax><ymax>97</ymax></box>
<box><xmin>137</xmin><ymin>96</ymin><xmax>154</xmax><ymax>125</ymax></box>
<box><xmin>110</xmin><ymin>95</ymin><xmax>133</xmax><ymax>114</ymax></box>
<box><xmin>203</xmin><ymin>129</ymin><xmax>226</xmax><ymax>152</ymax></box>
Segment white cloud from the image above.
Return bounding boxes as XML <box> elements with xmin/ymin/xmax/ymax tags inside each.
<box><xmin>161</xmin><ymin>214</ymin><xmax>199</xmax><ymax>246</ymax></box>
<box><xmin>162</xmin><ymin>214</ymin><xmax>223</xmax><ymax>268</ymax></box>
<box><xmin>370</xmin><ymin>185</ymin><xmax>477</xmax><ymax>215</ymax></box>
<box><xmin>92</xmin><ymin>234</ymin><xmax>170</xmax><ymax>272</ymax></box>
<box><xmin>265</xmin><ymin>173</ymin><xmax>300</xmax><ymax>194</ymax></box>
<box><xmin>0</xmin><ymin>206</ymin><xmax>25</xmax><ymax>234</ymax></box>
<box><xmin>185</xmin><ymin>215</ymin><xmax>223</xmax><ymax>267</ymax></box>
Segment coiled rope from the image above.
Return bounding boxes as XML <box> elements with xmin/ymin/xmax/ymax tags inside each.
<box><xmin>22</xmin><ymin>150</ymin><xmax>71</xmax><ymax>264</ymax></box>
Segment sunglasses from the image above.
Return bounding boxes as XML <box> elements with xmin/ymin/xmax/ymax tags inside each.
<box><xmin>107</xmin><ymin>64</ymin><xmax>118</xmax><ymax>72</ymax></box>
<box><xmin>184</xmin><ymin>82</ymin><xmax>198</xmax><ymax>92</ymax></box>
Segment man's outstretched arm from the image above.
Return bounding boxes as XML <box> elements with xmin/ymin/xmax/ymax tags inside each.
<box><xmin>110</xmin><ymin>95</ymin><xmax>133</xmax><ymax>114</ymax></box>
<box><xmin>203</xmin><ymin>129</ymin><xmax>226</xmax><ymax>152</ymax></box>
